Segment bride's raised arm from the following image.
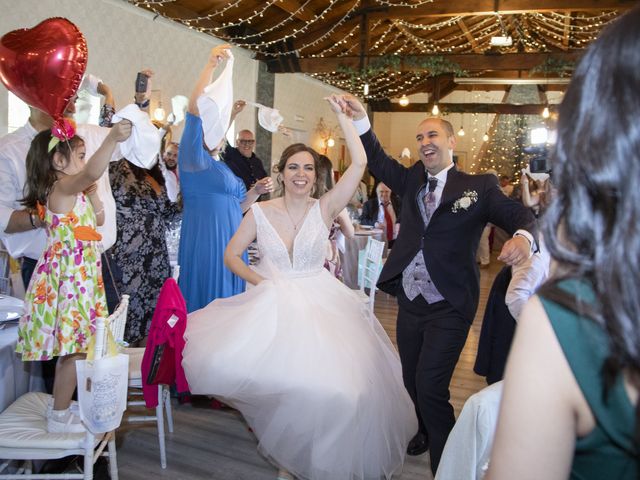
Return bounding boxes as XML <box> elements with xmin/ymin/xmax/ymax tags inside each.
<box><xmin>320</xmin><ymin>96</ymin><xmax>367</xmax><ymax>223</ymax></box>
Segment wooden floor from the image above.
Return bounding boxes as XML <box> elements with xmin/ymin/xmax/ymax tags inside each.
<box><xmin>114</xmin><ymin>260</ymin><xmax>503</xmax><ymax>480</ymax></box>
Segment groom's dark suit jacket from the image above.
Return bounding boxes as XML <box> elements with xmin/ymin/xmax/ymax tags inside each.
<box><xmin>361</xmin><ymin>129</ymin><xmax>536</xmax><ymax>321</ymax></box>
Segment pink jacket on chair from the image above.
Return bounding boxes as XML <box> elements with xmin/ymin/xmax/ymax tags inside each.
<box><xmin>141</xmin><ymin>278</ymin><xmax>189</xmax><ymax>408</ymax></box>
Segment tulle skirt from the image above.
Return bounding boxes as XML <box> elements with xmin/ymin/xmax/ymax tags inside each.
<box><xmin>182</xmin><ymin>268</ymin><xmax>417</xmax><ymax>480</ymax></box>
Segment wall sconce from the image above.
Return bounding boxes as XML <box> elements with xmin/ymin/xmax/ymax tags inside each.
<box><xmin>316</xmin><ymin>117</ymin><xmax>338</xmax><ymax>154</ymax></box>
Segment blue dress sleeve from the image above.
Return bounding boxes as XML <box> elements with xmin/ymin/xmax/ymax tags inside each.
<box><xmin>179</xmin><ymin>113</ymin><xmax>209</xmax><ymax>173</ymax></box>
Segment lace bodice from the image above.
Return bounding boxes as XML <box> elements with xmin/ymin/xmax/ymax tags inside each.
<box><xmin>252</xmin><ymin>201</ymin><xmax>329</xmax><ymax>276</ymax></box>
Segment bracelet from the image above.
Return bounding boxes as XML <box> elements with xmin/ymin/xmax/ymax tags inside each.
<box><xmin>28</xmin><ymin>211</ymin><xmax>37</xmax><ymax>229</ymax></box>
<box><xmin>94</xmin><ymin>208</ymin><xmax>104</xmax><ymax>216</ymax></box>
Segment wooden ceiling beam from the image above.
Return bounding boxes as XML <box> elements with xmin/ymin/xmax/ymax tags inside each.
<box><xmin>456</xmin><ymin>19</ymin><xmax>483</xmax><ymax>53</ymax></box>
<box><xmin>365</xmin><ymin>0</ymin><xmax>635</xmax><ymax>19</ymax></box>
<box><xmin>369</xmin><ymin>102</ymin><xmax>559</xmax><ymax>114</ymax></box>
<box><xmin>267</xmin><ymin>51</ymin><xmax>581</xmax><ymax>73</ymax></box>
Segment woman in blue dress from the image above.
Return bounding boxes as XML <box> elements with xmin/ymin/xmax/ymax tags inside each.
<box><xmin>178</xmin><ymin>45</ymin><xmax>272</xmax><ymax>312</ymax></box>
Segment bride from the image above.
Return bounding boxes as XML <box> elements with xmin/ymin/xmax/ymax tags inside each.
<box><xmin>182</xmin><ymin>96</ymin><xmax>417</xmax><ymax>480</ymax></box>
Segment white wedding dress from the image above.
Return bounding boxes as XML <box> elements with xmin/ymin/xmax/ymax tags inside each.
<box><xmin>182</xmin><ymin>201</ymin><xmax>417</xmax><ymax>480</ymax></box>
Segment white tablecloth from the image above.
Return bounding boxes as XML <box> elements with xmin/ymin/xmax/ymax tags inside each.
<box><xmin>0</xmin><ymin>296</ymin><xmax>45</xmax><ymax>412</ymax></box>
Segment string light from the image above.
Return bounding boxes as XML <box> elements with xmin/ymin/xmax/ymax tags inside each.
<box><xmin>363</xmin><ymin>83</ymin><xmax>369</xmax><ymax>96</ymax></box>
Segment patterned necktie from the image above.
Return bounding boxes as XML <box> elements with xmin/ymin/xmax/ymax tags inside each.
<box><xmin>424</xmin><ymin>177</ymin><xmax>438</xmax><ymax>222</ymax></box>
<box><xmin>383</xmin><ymin>203</ymin><xmax>394</xmax><ymax>242</ymax></box>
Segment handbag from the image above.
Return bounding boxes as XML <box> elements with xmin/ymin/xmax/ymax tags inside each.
<box><xmin>76</xmin><ymin>327</ymin><xmax>129</xmax><ymax>434</ymax></box>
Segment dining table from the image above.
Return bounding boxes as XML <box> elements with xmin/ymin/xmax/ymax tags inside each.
<box><xmin>0</xmin><ymin>295</ymin><xmax>44</xmax><ymax>412</ymax></box>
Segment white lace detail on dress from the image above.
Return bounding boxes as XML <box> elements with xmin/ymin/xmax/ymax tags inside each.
<box><xmin>252</xmin><ymin>201</ymin><xmax>329</xmax><ymax>275</ymax></box>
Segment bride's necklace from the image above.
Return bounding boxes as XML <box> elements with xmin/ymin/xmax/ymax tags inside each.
<box><xmin>283</xmin><ymin>198</ymin><xmax>312</xmax><ymax>231</ymax></box>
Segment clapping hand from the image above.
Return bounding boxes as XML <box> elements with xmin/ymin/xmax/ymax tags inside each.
<box><xmin>253</xmin><ymin>177</ymin><xmax>274</xmax><ymax>195</ymax></box>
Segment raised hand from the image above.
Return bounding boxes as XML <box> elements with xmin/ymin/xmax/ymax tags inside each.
<box><xmin>232</xmin><ymin>100</ymin><xmax>246</xmax><ymax>116</ymax></box>
<box><xmin>340</xmin><ymin>94</ymin><xmax>367</xmax><ymax>120</ymax></box>
<box><xmin>209</xmin><ymin>44</ymin><xmax>232</xmax><ymax>66</ymax></box>
<box><xmin>110</xmin><ymin>119</ymin><xmax>132</xmax><ymax>142</ymax></box>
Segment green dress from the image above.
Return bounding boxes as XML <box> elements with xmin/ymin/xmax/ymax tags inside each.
<box><xmin>16</xmin><ymin>193</ymin><xmax>107</xmax><ymax>361</ymax></box>
<box><xmin>540</xmin><ymin>279</ymin><xmax>637</xmax><ymax>480</ymax></box>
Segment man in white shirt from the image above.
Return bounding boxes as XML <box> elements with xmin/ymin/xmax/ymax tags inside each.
<box><xmin>0</xmin><ymin>86</ymin><xmax>120</xmax><ymax>310</ymax></box>
<box><xmin>160</xmin><ymin>141</ymin><xmax>180</xmax><ymax>202</ymax></box>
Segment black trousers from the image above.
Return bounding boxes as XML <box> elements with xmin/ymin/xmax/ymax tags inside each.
<box><xmin>397</xmin><ymin>289</ymin><xmax>471</xmax><ymax>476</ymax></box>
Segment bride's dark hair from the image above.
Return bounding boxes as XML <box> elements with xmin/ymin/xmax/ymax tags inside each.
<box><xmin>273</xmin><ymin>143</ymin><xmax>324</xmax><ymax>197</ymax></box>
<box><xmin>541</xmin><ymin>4</ymin><xmax>640</xmax><ymax>424</ymax></box>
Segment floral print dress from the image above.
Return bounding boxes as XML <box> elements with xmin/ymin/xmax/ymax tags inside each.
<box><xmin>16</xmin><ymin>194</ymin><xmax>107</xmax><ymax>361</ymax></box>
<box><xmin>109</xmin><ymin>160</ymin><xmax>181</xmax><ymax>344</ymax></box>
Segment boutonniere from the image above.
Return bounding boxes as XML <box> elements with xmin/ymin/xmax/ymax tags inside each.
<box><xmin>451</xmin><ymin>190</ymin><xmax>478</xmax><ymax>213</ymax></box>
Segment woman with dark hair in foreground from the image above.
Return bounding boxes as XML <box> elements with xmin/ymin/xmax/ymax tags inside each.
<box><xmin>487</xmin><ymin>6</ymin><xmax>640</xmax><ymax>479</ymax></box>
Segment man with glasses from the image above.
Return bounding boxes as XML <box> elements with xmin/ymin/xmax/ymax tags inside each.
<box><xmin>223</xmin><ymin>108</ymin><xmax>269</xmax><ymax>192</ymax></box>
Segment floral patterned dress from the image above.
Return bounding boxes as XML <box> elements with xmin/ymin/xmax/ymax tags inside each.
<box><xmin>109</xmin><ymin>160</ymin><xmax>181</xmax><ymax>344</ymax></box>
<box><xmin>16</xmin><ymin>194</ymin><xmax>107</xmax><ymax>361</ymax></box>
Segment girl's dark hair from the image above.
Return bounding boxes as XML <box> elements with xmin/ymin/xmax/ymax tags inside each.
<box><xmin>126</xmin><ymin>159</ymin><xmax>166</xmax><ymax>188</ymax></box>
<box><xmin>22</xmin><ymin>130</ymin><xmax>85</xmax><ymax>210</ymax></box>
<box><xmin>541</xmin><ymin>4</ymin><xmax>640</xmax><ymax>422</ymax></box>
<box><xmin>273</xmin><ymin>143</ymin><xmax>324</xmax><ymax>197</ymax></box>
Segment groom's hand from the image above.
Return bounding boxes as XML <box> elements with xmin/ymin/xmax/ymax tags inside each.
<box><xmin>498</xmin><ymin>236</ymin><xmax>530</xmax><ymax>266</ymax></box>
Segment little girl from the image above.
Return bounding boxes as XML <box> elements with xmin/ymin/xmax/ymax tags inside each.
<box><xmin>16</xmin><ymin>119</ymin><xmax>131</xmax><ymax>433</ymax></box>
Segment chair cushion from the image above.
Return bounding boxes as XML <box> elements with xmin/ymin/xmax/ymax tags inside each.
<box><xmin>0</xmin><ymin>392</ymin><xmax>89</xmax><ymax>450</ymax></box>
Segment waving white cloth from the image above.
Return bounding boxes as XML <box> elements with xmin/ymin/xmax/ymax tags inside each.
<box><xmin>245</xmin><ymin>101</ymin><xmax>284</xmax><ymax>133</ymax></box>
<box><xmin>197</xmin><ymin>52</ymin><xmax>234</xmax><ymax>150</ymax></box>
<box><xmin>171</xmin><ymin>95</ymin><xmax>189</xmax><ymax>126</ymax></box>
<box><xmin>111</xmin><ymin>104</ymin><xmax>160</xmax><ymax>169</ymax></box>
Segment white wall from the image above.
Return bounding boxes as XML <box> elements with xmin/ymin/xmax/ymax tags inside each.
<box><xmin>0</xmin><ymin>0</ymin><xmax>259</xmax><ymax>138</ymax></box>
<box><xmin>272</xmin><ymin>74</ymin><xmax>353</xmax><ymax>172</ymax></box>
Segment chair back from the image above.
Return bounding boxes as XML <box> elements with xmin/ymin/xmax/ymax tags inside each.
<box><xmin>359</xmin><ymin>238</ymin><xmax>384</xmax><ymax>313</ymax></box>
<box><xmin>95</xmin><ymin>295</ymin><xmax>130</xmax><ymax>359</ymax></box>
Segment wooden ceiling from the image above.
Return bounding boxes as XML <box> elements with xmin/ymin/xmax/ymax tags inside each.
<box><xmin>129</xmin><ymin>0</ymin><xmax>637</xmax><ymax>105</ymax></box>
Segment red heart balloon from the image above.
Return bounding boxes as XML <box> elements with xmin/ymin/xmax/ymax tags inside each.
<box><xmin>0</xmin><ymin>17</ymin><xmax>88</xmax><ymax>120</ymax></box>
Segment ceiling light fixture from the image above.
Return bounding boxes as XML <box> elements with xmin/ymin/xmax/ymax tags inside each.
<box><xmin>490</xmin><ymin>35</ymin><xmax>513</xmax><ymax>47</ymax></box>
<box><xmin>431</xmin><ymin>103</ymin><xmax>439</xmax><ymax>115</ymax></box>
<box><xmin>458</xmin><ymin>126</ymin><xmax>465</xmax><ymax>136</ymax></box>
<box><xmin>482</xmin><ymin>132</ymin><xmax>489</xmax><ymax>142</ymax></box>
<box><xmin>542</xmin><ymin>106</ymin><xmax>550</xmax><ymax>118</ymax></box>
<box><xmin>363</xmin><ymin>83</ymin><xmax>369</xmax><ymax>96</ymax></box>
<box><xmin>399</xmin><ymin>94</ymin><xmax>409</xmax><ymax>107</ymax></box>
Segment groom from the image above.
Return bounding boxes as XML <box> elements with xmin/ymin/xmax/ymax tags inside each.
<box><xmin>342</xmin><ymin>96</ymin><xmax>536</xmax><ymax>475</ymax></box>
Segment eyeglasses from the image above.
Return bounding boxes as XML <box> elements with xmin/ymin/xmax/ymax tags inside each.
<box><xmin>238</xmin><ymin>139</ymin><xmax>255</xmax><ymax>145</ymax></box>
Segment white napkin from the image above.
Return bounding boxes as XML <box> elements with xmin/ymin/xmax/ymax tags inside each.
<box><xmin>400</xmin><ymin>147</ymin><xmax>411</xmax><ymax>158</ymax></box>
<box><xmin>246</xmin><ymin>101</ymin><xmax>284</xmax><ymax>133</ymax></box>
<box><xmin>171</xmin><ymin>95</ymin><xmax>189</xmax><ymax>125</ymax></box>
<box><xmin>197</xmin><ymin>52</ymin><xmax>234</xmax><ymax>150</ymax></box>
<box><xmin>79</xmin><ymin>73</ymin><xmax>102</xmax><ymax>97</ymax></box>
<box><xmin>111</xmin><ymin>104</ymin><xmax>161</xmax><ymax>169</ymax></box>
